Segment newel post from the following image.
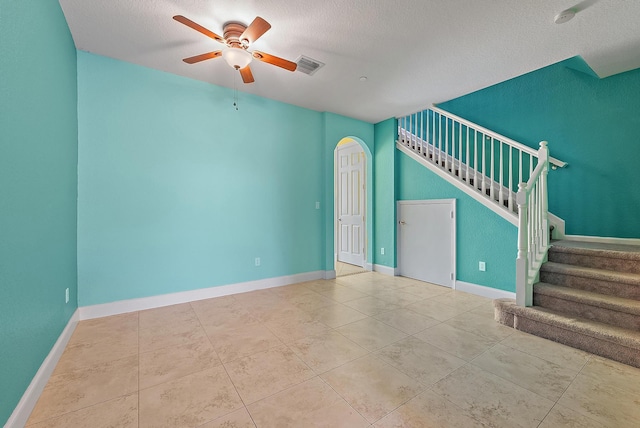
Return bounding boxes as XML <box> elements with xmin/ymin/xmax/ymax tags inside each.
<box><xmin>539</xmin><ymin>141</ymin><xmax>550</xmax><ymax>247</ymax></box>
<box><xmin>516</xmin><ymin>182</ymin><xmax>531</xmax><ymax>306</ymax></box>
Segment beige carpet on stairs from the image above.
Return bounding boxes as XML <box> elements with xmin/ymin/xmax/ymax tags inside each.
<box><xmin>494</xmin><ymin>239</ymin><xmax>640</xmax><ymax>368</ymax></box>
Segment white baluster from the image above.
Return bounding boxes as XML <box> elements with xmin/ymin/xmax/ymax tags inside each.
<box><xmin>444</xmin><ymin>118</ymin><xmax>449</xmax><ymax>170</ymax></box>
<box><xmin>474</xmin><ymin>131</ymin><xmax>479</xmax><ymax>190</ymax></box>
<box><xmin>458</xmin><ymin>122</ymin><xmax>463</xmax><ymax>181</ymax></box>
<box><xmin>490</xmin><ymin>137</ymin><xmax>495</xmax><ymax>200</ymax></box>
<box><xmin>481</xmin><ymin>134</ymin><xmax>487</xmax><ymax>194</ymax></box>
<box><xmin>499</xmin><ymin>141</ymin><xmax>504</xmax><ymax>206</ymax></box>
<box><xmin>508</xmin><ymin>145</ymin><xmax>513</xmax><ymax>211</ymax></box>
<box><xmin>466</xmin><ymin>126</ymin><xmax>470</xmax><ymax>186</ymax></box>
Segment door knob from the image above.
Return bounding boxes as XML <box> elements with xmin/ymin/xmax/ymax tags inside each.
<box><xmin>399</xmin><ymin>221</ymin><xmax>406</xmax><ymax>225</ymax></box>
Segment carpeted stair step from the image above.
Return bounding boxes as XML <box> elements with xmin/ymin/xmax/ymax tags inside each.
<box><xmin>533</xmin><ymin>283</ymin><xmax>640</xmax><ymax>330</ymax></box>
<box><xmin>494</xmin><ymin>298</ymin><xmax>640</xmax><ymax>368</ymax></box>
<box><xmin>540</xmin><ymin>262</ymin><xmax>640</xmax><ymax>299</ymax></box>
<box><xmin>548</xmin><ymin>240</ymin><xmax>640</xmax><ymax>274</ymax></box>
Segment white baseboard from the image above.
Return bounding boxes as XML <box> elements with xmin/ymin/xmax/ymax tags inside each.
<box><xmin>6</xmin><ymin>309</ymin><xmax>79</xmax><ymax>428</ymax></box>
<box><xmin>373</xmin><ymin>264</ymin><xmax>398</xmax><ymax>276</ymax></box>
<box><xmin>455</xmin><ymin>280</ymin><xmax>516</xmax><ymax>300</ymax></box>
<box><xmin>79</xmin><ymin>270</ymin><xmax>325</xmax><ymax>320</ymax></box>
<box><xmin>563</xmin><ymin>234</ymin><xmax>640</xmax><ymax>246</ymax></box>
<box><xmin>366</xmin><ymin>263</ymin><xmax>374</xmax><ymax>272</ymax></box>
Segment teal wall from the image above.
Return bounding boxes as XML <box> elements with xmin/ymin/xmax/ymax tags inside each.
<box><xmin>0</xmin><ymin>0</ymin><xmax>78</xmax><ymax>425</ymax></box>
<box><xmin>397</xmin><ymin>153</ymin><xmax>517</xmax><ymax>291</ymax></box>
<box><xmin>374</xmin><ymin>119</ymin><xmax>397</xmax><ymax>268</ymax></box>
<box><xmin>322</xmin><ymin>113</ymin><xmax>375</xmax><ymax>271</ymax></box>
<box><xmin>439</xmin><ymin>58</ymin><xmax>640</xmax><ymax>238</ymax></box>
<box><xmin>77</xmin><ymin>53</ymin><xmax>373</xmax><ymax>305</ymax></box>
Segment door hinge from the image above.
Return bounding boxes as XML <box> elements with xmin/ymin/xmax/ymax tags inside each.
<box><xmin>450</xmin><ymin>273</ymin><xmax>454</xmax><ymax>280</ymax></box>
<box><xmin>450</xmin><ymin>211</ymin><xmax>454</xmax><ymax>219</ymax></box>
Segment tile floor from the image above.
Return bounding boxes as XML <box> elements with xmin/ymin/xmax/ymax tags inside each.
<box><xmin>26</xmin><ymin>272</ymin><xmax>640</xmax><ymax>427</ymax></box>
<box><xmin>335</xmin><ymin>261</ymin><xmax>368</xmax><ymax>277</ymax></box>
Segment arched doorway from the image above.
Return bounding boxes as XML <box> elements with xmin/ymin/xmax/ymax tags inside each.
<box><xmin>334</xmin><ymin>137</ymin><xmax>372</xmax><ymax>275</ymax></box>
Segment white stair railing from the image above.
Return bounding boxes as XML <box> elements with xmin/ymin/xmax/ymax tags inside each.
<box><xmin>398</xmin><ymin>107</ymin><xmax>565</xmax><ymax>307</ymax></box>
<box><xmin>516</xmin><ymin>142</ymin><xmax>550</xmax><ymax>306</ymax></box>
<box><xmin>398</xmin><ymin>106</ymin><xmax>566</xmax><ymax>215</ymax></box>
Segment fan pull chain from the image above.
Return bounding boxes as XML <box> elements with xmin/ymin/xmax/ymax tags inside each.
<box><xmin>233</xmin><ymin>73</ymin><xmax>239</xmax><ymax>111</ymax></box>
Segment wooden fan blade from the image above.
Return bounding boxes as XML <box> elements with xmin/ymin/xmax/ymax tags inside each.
<box><xmin>239</xmin><ymin>65</ymin><xmax>255</xmax><ymax>84</ymax></box>
<box><xmin>173</xmin><ymin>15</ymin><xmax>225</xmax><ymax>43</ymax></box>
<box><xmin>240</xmin><ymin>17</ymin><xmax>271</xmax><ymax>45</ymax></box>
<box><xmin>183</xmin><ymin>51</ymin><xmax>222</xmax><ymax>64</ymax></box>
<box><xmin>252</xmin><ymin>51</ymin><xmax>297</xmax><ymax>72</ymax></box>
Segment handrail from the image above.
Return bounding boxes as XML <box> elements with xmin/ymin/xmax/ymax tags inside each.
<box><xmin>407</xmin><ymin>106</ymin><xmax>567</xmax><ymax>169</ymax></box>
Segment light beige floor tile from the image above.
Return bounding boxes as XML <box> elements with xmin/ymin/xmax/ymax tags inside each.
<box><xmin>375</xmin><ymin>290</ymin><xmax>426</xmax><ymax>306</ymax></box>
<box><xmin>139</xmin><ymin>366</ymin><xmax>243</xmax><ymax>428</ymax></box>
<box><xmin>28</xmin><ymin>356</ymin><xmax>138</xmax><ymax>424</ymax></box>
<box><xmin>499</xmin><ymin>330</ymin><xmax>591</xmax><ymax>371</ymax></box>
<box><xmin>471</xmin><ymin>343</ymin><xmax>578</xmax><ymax>401</ymax></box>
<box><xmin>343</xmin><ymin>296</ymin><xmax>402</xmax><ymax>316</ymax></box>
<box><xmin>433</xmin><ymin>364</ymin><xmax>554</xmax><ymax>428</ymax></box>
<box><xmin>314</xmin><ymin>284</ymin><xmax>369</xmax><ymax>303</ymax></box>
<box><xmin>190</xmin><ymin>295</ymin><xmax>240</xmax><ymax>311</ymax></box>
<box><xmin>139</xmin><ymin>337</ymin><xmax>221</xmax><ymax>389</ymax></box>
<box><xmin>269</xmin><ymin>284</ymin><xmax>318</xmax><ymax>299</ymax></box>
<box><xmin>445</xmin><ymin>310</ymin><xmax>514</xmax><ymax>342</ymax></box>
<box><xmin>469</xmin><ymin>301</ymin><xmax>497</xmax><ymax>318</ymax></box>
<box><xmin>288</xmin><ymin>330</ymin><xmax>369</xmax><ymax>374</ymax></box>
<box><xmin>247</xmin><ymin>377</ymin><xmax>369</xmax><ymax>428</ymax></box>
<box><xmin>139</xmin><ymin>316</ymin><xmax>208</xmax><ymax>353</ymax></box>
<box><xmin>404</xmin><ymin>299</ymin><xmax>467</xmax><ymax>321</ymax></box>
<box><xmin>400</xmin><ymin>283</ymin><xmax>451</xmax><ymax>299</ymax></box>
<box><xmin>539</xmin><ymin>404</ymin><xmax>605</xmax><ymax>428</ymax></box>
<box><xmin>224</xmin><ymin>345</ymin><xmax>315</xmax><ymax>404</ymax></box>
<box><xmin>373</xmin><ymin>389</ymin><xmax>485</xmax><ymax>428</ymax></box>
<box><xmin>579</xmin><ymin>356</ymin><xmax>640</xmax><ymax>395</ymax></box>
<box><xmin>26</xmin><ymin>393</ymin><xmax>138</xmax><ymax>428</ymax></box>
<box><xmin>429</xmin><ymin>291</ymin><xmax>491</xmax><ymax>311</ymax></box>
<box><xmin>336</xmin><ymin>318</ymin><xmax>407</xmax><ymax>351</ymax></box>
<box><xmin>558</xmin><ymin>373</ymin><xmax>640</xmax><ymax>428</ymax></box>
<box><xmin>264</xmin><ymin>315</ymin><xmax>331</xmax><ymax>343</ymax></box>
<box><xmin>68</xmin><ymin>312</ymin><xmax>138</xmax><ymax>345</ymax></box>
<box><xmin>320</xmin><ymin>354</ymin><xmax>425</xmax><ymax>423</ymax></box>
<box><xmin>375</xmin><ymin>336</ymin><xmax>466</xmax><ymax>386</ymax></box>
<box><xmin>415</xmin><ymin>323</ymin><xmax>496</xmax><ymax>361</ymax></box>
<box><xmin>373</xmin><ymin>308</ymin><xmax>440</xmax><ymax>334</ymax></box>
<box><xmin>139</xmin><ymin>303</ymin><xmax>198</xmax><ymax>329</ymax></box>
<box><xmin>301</xmin><ymin>279</ymin><xmax>335</xmax><ymax>293</ymax></box>
<box><xmin>54</xmin><ymin>331</ymin><xmax>138</xmax><ymax>374</ymax></box>
<box><xmin>249</xmin><ymin>301</ymin><xmax>306</xmax><ymax>323</ymax></box>
<box><xmin>303</xmin><ymin>303</ymin><xmax>368</xmax><ymax>328</ymax></box>
<box><xmin>205</xmin><ymin>323</ymin><xmax>282</xmax><ymax>363</ymax></box>
<box><xmin>284</xmin><ymin>292</ymin><xmax>337</xmax><ymax>312</ymax></box>
<box><xmin>198</xmin><ymin>408</ymin><xmax>256</xmax><ymax>428</ymax></box>
<box><xmin>193</xmin><ymin>304</ymin><xmax>261</xmax><ymax>331</ymax></box>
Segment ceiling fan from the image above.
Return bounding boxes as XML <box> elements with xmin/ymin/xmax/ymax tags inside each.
<box><xmin>173</xmin><ymin>15</ymin><xmax>297</xmax><ymax>83</ymax></box>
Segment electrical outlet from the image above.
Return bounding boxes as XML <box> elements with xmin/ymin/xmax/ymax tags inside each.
<box><xmin>315</xmin><ymin>201</ymin><xmax>320</xmax><ymax>209</ymax></box>
<box><xmin>255</xmin><ymin>257</ymin><xmax>261</xmax><ymax>267</ymax></box>
<box><xmin>65</xmin><ymin>288</ymin><xmax>69</xmax><ymax>303</ymax></box>
<box><xmin>380</xmin><ymin>247</ymin><xmax>385</xmax><ymax>255</ymax></box>
<box><xmin>479</xmin><ymin>261</ymin><xmax>486</xmax><ymax>272</ymax></box>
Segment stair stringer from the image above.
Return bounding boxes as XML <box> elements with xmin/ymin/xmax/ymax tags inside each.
<box><xmin>397</xmin><ymin>141</ymin><xmax>518</xmax><ymax>226</ymax></box>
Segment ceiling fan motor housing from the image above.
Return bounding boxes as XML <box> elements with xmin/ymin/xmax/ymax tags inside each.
<box><xmin>223</xmin><ymin>22</ymin><xmax>249</xmax><ymax>48</ymax></box>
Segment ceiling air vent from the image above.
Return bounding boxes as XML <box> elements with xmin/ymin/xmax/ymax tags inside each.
<box><xmin>295</xmin><ymin>55</ymin><xmax>325</xmax><ymax>76</ymax></box>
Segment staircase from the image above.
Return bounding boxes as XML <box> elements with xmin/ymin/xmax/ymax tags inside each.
<box><xmin>495</xmin><ymin>240</ymin><xmax>640</xmax><ymax>368</ymax></box>
<box><xmin>399</xmin><ymin>107</ymin><xmax>640</xmax><ymax>368</ymax></box>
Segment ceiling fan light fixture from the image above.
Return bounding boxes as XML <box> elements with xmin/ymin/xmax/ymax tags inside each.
<box><xmin>222</xmin><ymin>48</ymin><xmax>252</xmax><ymax>69</ymax></box>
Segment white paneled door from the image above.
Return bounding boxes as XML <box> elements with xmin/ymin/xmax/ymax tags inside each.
<box><xmin>398</xmin><ymin>200</ymin><xmax>456</xmax><ymax>287</ymax></box>
<box><xmin>336</xmin><ymin>143</ymin><xmax>365</xmax><ymax>267</ymax></box>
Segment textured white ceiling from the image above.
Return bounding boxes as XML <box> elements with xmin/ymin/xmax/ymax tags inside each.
<box><xmin>58</xmin><ymin>0</ymin><xmax>640</xmax><ymax>123</ymax></box>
